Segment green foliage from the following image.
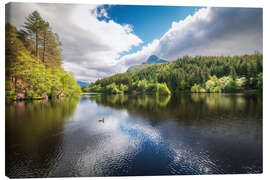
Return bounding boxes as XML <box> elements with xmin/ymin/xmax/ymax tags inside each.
<box><xmin>5</xmin><ymin>13</ymin><xmax>80</xmax><ymax>100</ymax></box>
<box><xmin>205</xmin><ymin>76</ymin><xmax>218</xmax><ymax>92</ymax></box>
<box><xmin>156</xmin><ymin>83</ymin><xmax>171</xmax><ymax>95</ymax></box>
<box><xmin>191</xmin><ymin>84</ymin><xmax>206</xmax><ymax>93</ymax></box>
<box><xmin>119</xmin><ymin>84</ymin><xmax>128</xmax><ymax>92</ymax></box>
<box><xmin>87</xmin><ymin>84</ymin><xmax>102</xmax><ymax>92</ymax></box>
<box><xmin>136</xmin><ymin>79</ymin><xmax>149</xmax><ymax>93</ymax></box>
<box><xmin>86</xmin><ymin>79</ymin><xmax>171</xmax><ymax>96</ymax></box>
<box><xmin>145</xmin><ymin>83</ymin><xmax>158</xmax><ymax>94</ymax></box>
<box><xmin>203</xmin><ymin>75</ymin><xmax>248</xmax><ymax>93</ymax></box>
<box><xmin>235</xmin><ymin>77</ymin><xmax>247</xmax><ymax>90</ymax></box>
<box><xmin>105</xmin><ymin>83</ymin><xmax>122</xmax><ymax>94</ymax></box>
<box><xmin>257</xmin><ymin>72</ymin><xmax>263</xmax><ymax>89</ymax></box>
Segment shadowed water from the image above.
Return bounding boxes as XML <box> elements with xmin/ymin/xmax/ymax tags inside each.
<box><xmin>6</xmin><ymin>93</ymin><xmax>262</xmax><ymax>177</ymax></box>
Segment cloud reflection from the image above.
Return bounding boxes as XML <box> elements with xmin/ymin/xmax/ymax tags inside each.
<box><xmin>48</xmin><ymin>98</ymin><xmax>163</xmax><ymax>176</ymax></box>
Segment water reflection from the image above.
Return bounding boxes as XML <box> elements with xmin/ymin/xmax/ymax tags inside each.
<box><xmin>6</xmin><ymin>97</ymin><xmax>80</xmax><ymax>177</ymax></box>
<box><xmin>6</xmin><ymin>93</ymin><xmax>262</xmax><ymax>177</ymax></box>
<box><xmin>93</xmin><ymin>93</ymin><xmax>262</xmax><ymax>125</ymax></box>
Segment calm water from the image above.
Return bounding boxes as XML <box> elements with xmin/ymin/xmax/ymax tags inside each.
<box><xmin>6</xmin><ymin>93</ymin><xmax>262</xmax><ymax>178</ymax></box>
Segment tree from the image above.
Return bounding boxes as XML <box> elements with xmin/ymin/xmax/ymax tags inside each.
<box><xmin>107</xmin><ymin>83</ymin><xmax>122</xmax><ymax>94</ymax></box>
<box><xmin>191</xmin><ymin>84</ymin><xmax>206</xmax><ymax>93</ymax></box>
<box><xmin>156</xmin><ymin>83</ymin><xmax>171</xmax><ymax>95</ymax></box>
<box><xmin>119</xmin><ymin>84</ymin><xmax>128</xmax><ymax>92</ymax></box>
<box><xmin>235</xmin><ymin>77</ymin><xmax>247</xmax><ymax>90</ymax></box>
<box><xmin>230</xmin><ymin>66</ymin><xmax>237</xmax><ymax>79</ymax></box>
<box><xmin>5</xmin><ymin>24</ymin><xmax>26</xmax><ymax>80</ymax></box>
<box><xmin>42</xmin><ymin>29</ymin><xmax>63</xmax><ymax>68</ymax></box>
<box><xmin>6</xmin><ymin>12</ymin><xmax>81</xmax><ymax>100</ymax></box>
<box><xmin>20</xmin><ymin>11</ymin><xmax>47</xmax><ymax>57</ymax></box>
<box><xmin>41</xmin><ymin>21</ymin><xmax>49</xmax><ymax>63</ymax></box>
<box><xmin>257</xmin><ymin>73</ymin><xmax>263</xmax><ymax>89</ymax></box>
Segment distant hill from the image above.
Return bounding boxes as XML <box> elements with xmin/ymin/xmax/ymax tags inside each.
<box><xmin>127</xmin><ymin>64</ymin><xmax>153</xmax><ymax>72</ymax></box>
<box><xmin>142</xmin><ymin>55</ymin><xmax>168</xmax><ymax>64</ymax></box>
<box><xmin>127</xmin><ymin>55</ymin><xmax>168</xmax><ymax>72</ymax></box>
<box><xmin>77</xmin><ymin>80</ymin><xmax>90</xmax><ymax>87</ymax></box>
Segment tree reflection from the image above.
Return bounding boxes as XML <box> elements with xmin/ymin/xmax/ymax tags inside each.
<box><xmin>6</xmin><ymin>97</ymin><xmax>80</xmax><ymax>178</ymax></box>
<box><xmin>92</xmin><ymin>93</ymin><xmax>262</xmax><ymax>126</ymax></box>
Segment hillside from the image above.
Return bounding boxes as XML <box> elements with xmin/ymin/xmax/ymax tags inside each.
<box><xmin>83</xmin><ymin>54</ymin><xmax>262</xmax><ymax>94</ymax></box>
<box><xmin>127</xmin><ymin>55</ymin><xmax>168</xmax><ymax>72</ymax></box>
<box><xmin>127</xmin><ymin>64</ymin><xmax>153</xmax><ymax>72</ymax></box>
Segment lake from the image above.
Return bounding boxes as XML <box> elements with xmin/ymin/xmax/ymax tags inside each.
<box><xmin>6</xmin><ymin>93</ymin><xmax>262</xmax><ymax>177</ymax></box>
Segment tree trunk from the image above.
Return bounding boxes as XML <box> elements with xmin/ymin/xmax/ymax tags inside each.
<box><xmin>57</xmin><ymin>90</ymin><xmax>63</xmax><ymax>98</ymax></box>
<box><xmin>14</xmin><ymin>77</ymin><xmax>17</xmax><ymax>91</ymax></box>
<box><xmin>42</xmin><ymin>31</ymin><xmax>46</xmax><ymax>63</ymax></box>
<box><xmin>36</xmin><ymin>31</ymin><xmax>39</xmax><ymax>57</ymax></box>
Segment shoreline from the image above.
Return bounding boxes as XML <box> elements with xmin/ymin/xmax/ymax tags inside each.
<box><xmin>6</xmin><ymin>89</ymin><xmax>262</xmax><ymax>102</ymax></box>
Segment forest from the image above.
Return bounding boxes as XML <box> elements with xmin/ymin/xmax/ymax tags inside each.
<box><xmin>83</xmin><ymin>53</ymin><xmax>262</xmax><ymax>95</ymax></box>
<box><xmin>6</xmin><ymin>11</ymin><xmax>81</xmax><ymax>100</ymax></box>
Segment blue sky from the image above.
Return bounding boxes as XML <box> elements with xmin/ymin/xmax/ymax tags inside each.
<box><xmin>99</xmin><ymin>5</ymin><xmax>202</xmax><ymax>57</ymax></box>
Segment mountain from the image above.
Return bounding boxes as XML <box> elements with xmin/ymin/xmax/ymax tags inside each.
<box><xmin>77</xmin><ymin>80</ymin><xmax>90</xmax><ymax>87</ymax></box>
<box><xmin>127</xmin><ymin>64</ymin><xmax>153</xmax><ymax>72</ymax></box>
<box><xmin>142</xmin><ymin>55</ymin><xmax>168</xmax><ymax>64</ymax></box>
<box><xmin>127</xmin><ymin>55</ymin><xmax>168</xmax><ymax>72</ymax></box>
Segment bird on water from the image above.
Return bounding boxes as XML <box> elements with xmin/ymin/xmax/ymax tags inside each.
<box><xmin>98</xmin><ymin>118</ymin><xmax>104</xmax><ymax>123</ymax></box>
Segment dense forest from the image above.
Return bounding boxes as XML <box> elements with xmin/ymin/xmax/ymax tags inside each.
<box><xmin>6</xmin><ymin>11</ymin><xmax>81</xmax><ymax>100</ymax></box>
<box><xmin>83</xmin><ymin>54</ymin><xmax>262</xmax><ymax>94</ymax></box>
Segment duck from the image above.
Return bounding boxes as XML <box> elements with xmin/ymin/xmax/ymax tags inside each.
<box><xmin>98</xmin><ymin>118</ymin><xmax>104</xmax><ymax>123</ymax></box>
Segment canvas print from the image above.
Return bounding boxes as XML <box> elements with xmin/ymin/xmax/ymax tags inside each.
<box><xmin>5</xmin><ymin>2</ymin><xmax>262</xmax><ymax>178</ymax></box>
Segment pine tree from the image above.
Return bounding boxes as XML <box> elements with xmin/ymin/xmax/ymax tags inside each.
<box><xmin>230</xmin><ymin>66</ymin><xmax>237</xmax><ymax>79</ymax></box>
<box><xmin>20</xmin><ymin>11</ymin><xmax>46</xmax><ymax>57</ymax></box>
<box><xmin>41</xmin><ymin>21</ymin><xmax>49</xmax><ymax>63</ymax></box>
<box><xmin>43</xmin><ymin>31</ymin><xmax>62</xmax><ymax>68</ymax></box>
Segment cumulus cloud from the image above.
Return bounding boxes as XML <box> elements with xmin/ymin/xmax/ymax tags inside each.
<box><xmin>6</xmin><ymin>4</ymin><xmax>262</xmax><ymax>82</ymax></box>
<box><xmin>6</xmin><ymin>3</ymin><xmax>143</xmax><ymax>82</ymax></box>
<box><xmin>119</xmin><ymin>7</ymin><xmax>262</xmax><ymax>69</ymax></box>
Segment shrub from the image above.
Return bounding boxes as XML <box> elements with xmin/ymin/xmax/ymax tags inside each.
<box><xmin>191</xmin><ymin>84</ymin><xmax>206</xmax><ymax>93</ymax></box>
<box><xmin>156</xmin><ymin>83</ymin><xmax>171</xmax><ymax>95</ymax></box>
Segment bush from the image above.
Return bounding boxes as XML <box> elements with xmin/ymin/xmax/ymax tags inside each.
<box><xmin>257</xmin><ymin>73</ymin><xmax>262</xmax><ymax>89</ymax></box>
<box><xmin>136</xmin><ymin>79</ymin><xmax>148</xmax><ymax>93</ymax></box>
<box><xmin>146</xmin><ymin>83</ymin><xmax>157</xmax><ymax>94</ymax></box>
<box><xmin>119</xmin><ymin>84</ymin><xmax>128</xmax><ymax>92</ymax></box>
<box><xmin>235</xmin><ymin>77</ymin><xmax>247</xmax><ymax>90</ymax></box>
<box><xmin>105</xmin><ymin>83</ymin><xmax>122</xmax><ymax>94</ymax></box>
<box><xmin>191</xmin><ymin>84</ymin><xmax>206</xmax><ymax>93</ymax></box>
<box><xmin>156</xmin><ymin>83</ymin><xmax>171</xmax><ymax>95</ymax></box>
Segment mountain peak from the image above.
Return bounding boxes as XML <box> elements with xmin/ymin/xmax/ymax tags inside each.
<box><xmin>127</xmin><ymin>55</ymin><xmax>168</xmax><ymax>72</ymax></box>
<box><xmin>142</xmin><ymin>55</ymin><xmax>168</xmax><ymax>64</ymax></box>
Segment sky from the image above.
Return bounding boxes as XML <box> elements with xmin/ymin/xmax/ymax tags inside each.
<box><xmin>6</xmin><ymin>3</ymin><xmax>262</xmax><ymax>82</ymax></box>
